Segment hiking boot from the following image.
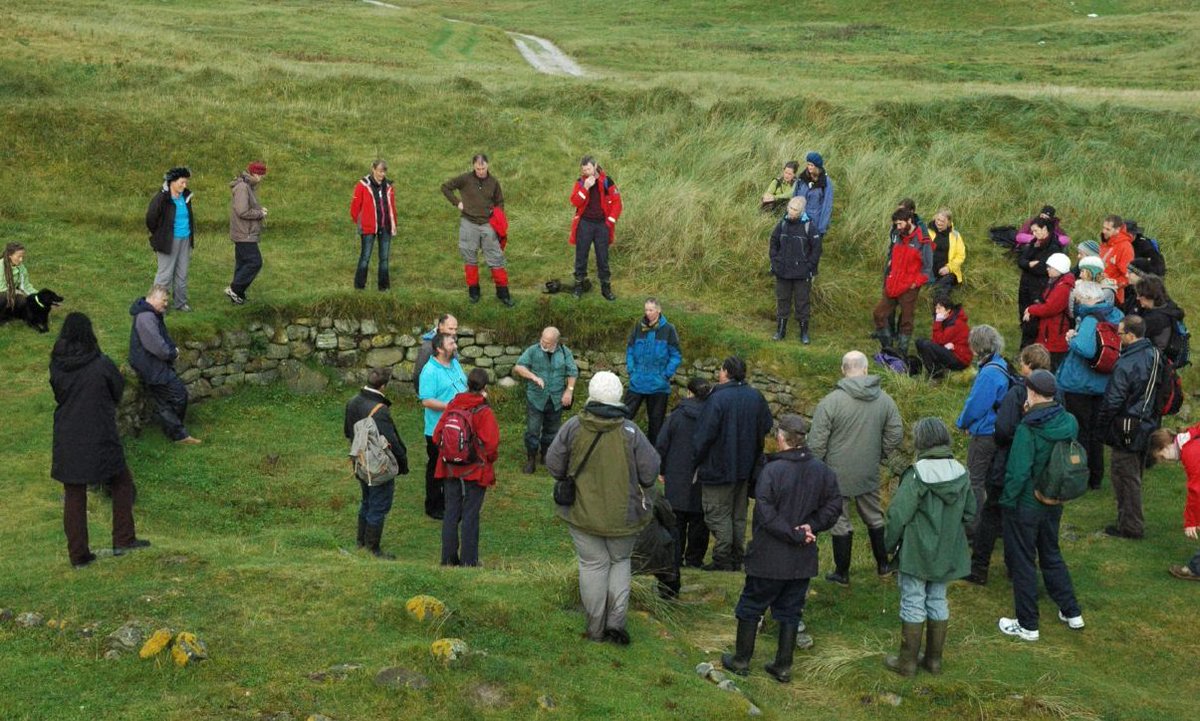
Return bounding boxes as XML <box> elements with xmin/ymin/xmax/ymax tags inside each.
<box><xmin>825</xmin><ymin>534</ymin><xmax>852</xmax><ymax>586</ymax></box>
<box><xmin>963</xmin><ymin>571</ymin><xmax>988</xmax><ymax>586</ymax></box>
<box><xmin>764</xmin><ymin>622</ymin><xmax>797</xmax><ymax>683</ymax></box>
<box><xmin>800</xmin><ymin>322</ymin><xmax>810</xmax><ymax>345</ymax></box>
<box><xmin>868</xmin><ymin>527</ymin><xmax>895</xmax><ymax>577</ymax></box>
<box><xmin>721</xmin><ymin>618</ymin><xmax>758</xmax><ymax>677</ymax></box>
<box><xmin>1057</xmin><ymin>610</ymin><xmax>1085</xmax><ymax>630</ymax></box>
<box><xmin>522</xmin><ymin>450</ymin><xmax>537</xmax><ymax>475</ymax></box>
<box><xmin>601</xmin><ymin>283</ymin><xmax>616</xmax><ymax>302</ymax></box>
<box><xmin>998</xmin><ymin>617</ymin><xmax>1039</xmax><ymax>641</ymax></box>
<box><xmin>1103</xmin><ymin>524</ymin><xmax>1143</xmax><ymax>540</ymax></box>
<box><xmin>224</xmin><ymin>286</ymin><xmax>245</xmax><ymax>305</ymax></box>
<box><xmin>1169</xmin><ymin>564</ymin><xmax>1200</xmax><ymax>581</ymax></box>
<box><xmin>572</xmin><ymin>279</ymin><xmax>586</xmax><ymax>299</ymax></box>
<box><xmin>919</xmin><ymin>620</ymin><xmax>948</xmax><ymax>674</ymax></box>
<box><xmin>772</xmin><ymin>319</ymin><xmax>787</xmax><ymax>341</ymax></box>
<box><xmin>496</xmin><ymin>285</ymin><xmax>515</xmax><ymax>308</ymax></box>
<box><xmin>72</xmin><ymin>552</ymin><xmax>98</xmax><ymax>569</ymax></box>
<box><xmin>896</xmin><ymin>334</ymin><xmax>911</xmax><ymax>358</ymax></box>
<box><xmin>468</xmin><ymin>285</ymin><xmax>481</xmax><ymax>304</ymax></box>
<box><xmin>884</xmin><ymin>622</ymin><xmax>924</xmax><ymax>676</ymax></box>
<box><xmin>604</xmin><ymin>628</ymin><xmax>631</xmax><ymax>645</ymax></box>
<box><xmin>113</xmin><ymin>539</ymin><xmax>152</xmax><ymax>557</ymax></box>
<box><xmin>365</xmin><ymin>524</ymin><xmax>395</xmax><ymax>560</ymax></box>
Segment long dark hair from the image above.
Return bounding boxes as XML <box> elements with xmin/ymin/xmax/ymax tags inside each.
<box><xmin>4</xmin><ymin>241</ymin><xmax>24</xmax><ymax>309</ymax></box>
<box><xmin>51</xmin><ymin>312</ymin><xmax>100</xmax><ymax>361</ymax></box>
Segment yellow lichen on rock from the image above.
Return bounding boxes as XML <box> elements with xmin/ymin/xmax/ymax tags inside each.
<box><xmin>405</xmin><ymin>595</ymin><xmax>447</xmax><ymax>622</ymax></box>
<box><xmin>430</xmin><ymin>637</ymin><xmax>468</xmax><ymax>664</ymax></box>
<box><xmin>170</xmin><ymin>632</ymin><xmax>209</xmax><ymax>667</ymax></box>
<box><xmin>139</xmin><ymin>628</ymin><xmax>174</xmax><ymax>659</ymax></box>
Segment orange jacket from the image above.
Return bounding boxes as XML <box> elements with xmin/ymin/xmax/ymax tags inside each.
<box><xmin>1100</xmin><ymin>227</ymin><xmax>1134</xmax><ymax>304</ymax></box>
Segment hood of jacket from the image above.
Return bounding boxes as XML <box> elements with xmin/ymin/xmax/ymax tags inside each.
<box><xmin>50</xmin><ymin>348</ymin><xmax>100</xmax><ymax>373</ymax></box>
<box><xmin>447</xmin><ymin>392</ymin><xmax>488</xmax><ymax>412</ymax></box>
<box><xmin>581</xmin><ymin>402</ymin><xmax>628</xmax><ymax>429</ymax></box>
<box><xmin>676</xmin><ymin>395</ymin><xmax>705</xmax><ymax>421</ymax></box>
<box><xmin>911</xmin><ymin>444</ymin><xmax>969</xmax><ymax>499</ymax></box>
<box><xmin>766</xmin><ymin>446</ymin><xmax>814</xmax><ymax>464</ymax></box>
<box><xmin>1023</xmin><ymin>402</ymin><xmax>1076</xmax><ymax>441</ymax></box>
<box><xmin>836</xmin><ymin>374</ymin><xmax>882</xmax><ymax>401</ymax></box>
<box><xmin>638</xmin><ymin>314</ymin><xmax>668</xmax><ymax>333</ymax></box>
<box><xmin>230</xmin><ymin>172</ymin><xmax>257</xmax><ymax>189</ymax></box>
<box><xmin>129</xmin><ymin>297</ymin><xmax>159</xmax><ymax>318</ymax></box>
<box><xmin>1156</xmin><ymin>300</ymin><xmax>1186</xmax><ymax>323</ymax></box>
<box><xmin>1076</xmin><ymin>299</ymin><xmax>1121</xmax><ymax>322</ymax></box>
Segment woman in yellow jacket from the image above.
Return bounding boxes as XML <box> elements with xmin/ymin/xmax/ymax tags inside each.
<box><xmin>928</xmin><ymin>208</ymin><xmax>965</xmax><ymax>294</ymax></box>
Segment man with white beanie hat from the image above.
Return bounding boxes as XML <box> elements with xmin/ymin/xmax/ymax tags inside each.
<box><xmin>545</xmin><ymin>371</ymin><xmax>661</xmax><ymax>644</ymax></box>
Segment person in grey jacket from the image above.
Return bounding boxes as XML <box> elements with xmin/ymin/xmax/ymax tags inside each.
<box><xmin>225</xmin><ymin>161</ymin><xmax>268</xmax><ymax>305</ymax></box>
<box><xmin>809</xmin><ymin>350</ymin><xmax>903</xmax><ymax>585</ymax></box>
<box><xmin>128</xmin><ymin>285</ymin><xmax>200</xmax><ymax>445</ymax></box>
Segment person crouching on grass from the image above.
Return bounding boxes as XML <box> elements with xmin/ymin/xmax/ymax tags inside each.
<box><xmin>1148</xmin><ymin>427</ymin><xmax>1200</xmax><ymax>581</ymax></box>
<box><xmin>433</xmin><ymin>368</ymin><xmax>499</xmax><ymax>567</ymax></box>
<box><xmin>721</xmin><ymin>414</ymin><xmax>841</xmax><ymax>683</ymax></box>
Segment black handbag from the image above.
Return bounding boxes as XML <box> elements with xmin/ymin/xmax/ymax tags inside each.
<box><xmin>553</xmin><ymin>430</ymin><xmax>606</xmax><ymax>506</ymax></box>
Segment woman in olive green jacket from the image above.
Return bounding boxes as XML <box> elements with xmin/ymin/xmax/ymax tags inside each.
<box><xmin>883</xmin><ymin>417</ymin><xmax>974</xmax><ymax>677</ymax></box>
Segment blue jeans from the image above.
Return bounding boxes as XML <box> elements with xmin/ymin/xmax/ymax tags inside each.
<box><xmin>358</xmin><ymin>478</ymin><xmax>395</xmax><ymax>527</ymax></box>
<box><xmin>354</xmin><ymin>231</ymin><xmax>392</xmax><ymax>290</ymax></box>
<box><xmin>1188</xmin><ymin>548</ymin><xmax>1200</xmax><ymax>575</ymax></box>
<box><xmin>898</xmin><ymin>572</ymin><xmax>949</xmax><ymax>623</ymax></box>
<box><xmin>734</xmin><ymin>576</ymin><xmax>809</xmax><ymax>625</ymax></box>
<box><xmin>1002</xmin><ymin>503</ymin><xmax>1081</xmax><ymax>631</ymax></box>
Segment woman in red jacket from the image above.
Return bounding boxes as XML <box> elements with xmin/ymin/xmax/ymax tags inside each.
<box><xmin>1149</xmin><ymin>426</ymin><xmax>1200</xmax><ymax>581</ymax></box>
<box><xmin>433</xmin><ymin>368</ymin><xmax>500</xmax><ymax>566</ymax></box>
<box><xmin>1023</xmin><ymin>253</ymin><xmax>1075</xmax><ymax>370</ymax></box>
<box><xmin>349</xmin><ymin>159</ymin><xmax>398</xmax><ymax>291</ymax></box>
<box><xmin>914</xmin><ymin>295</ymin><xmax>972</xmax><ymax>379</ymax></box>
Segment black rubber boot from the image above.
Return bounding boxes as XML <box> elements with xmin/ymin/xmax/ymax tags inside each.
<box><xmin>601</xmin><ymin>283</ymin><xmax>616</xmax><ymax>301</ymax></box>
<box><xmin>825</xmin><ymin>533</ymin><xmax>852</xmax><ymax>586</ymax></box>
<box><xmin>869</xmin><ymin>328</ymin><xmax>893</xmax><ymax>352</ymax></box>
<box><xmin>356</xmin><ymin>518</ymin><xmax>367</xmax><ymax>549</ymax></box>
<box><xmin>772</xmin><ymin>319</ymin><xmax>787</xmax><ymax>341</ymax></box>
<box><xmin>468</xmin><ymin>285</ymin><xmax>481</xmax><ymax>304</ymax></box>
<box><xmin>572</xmin><ymin>279</ymin><xmax>586</xmax><ymax>299</ymax></box>
<box><xmin>884</xmin><ymin>622</ymin><xmax>924</xmax><ymax>676</ymax></box>
<box><xmin>896</xmin><ymin>334</ymin><xmax>911</xmax><ymax>358</ymax></box>
<box><xmin>764</xmin><ymin>622</ymin><xmax>797</xmax><ymax>683</ymax></box>
<box><xmin>496</xmin><ymin>285</ymin><xmax>515</xmax><ymax>307</ymax></box>
<box><xmin>800</xmin><ymin>322</ymin><xmax>810</xmax><ymax>345</ymax></box>
<box><xmin>721</xmin><ymin>618</ymin><xmax>758</xmax><ymax>677</ymax></box>
<box><xmin>920</xmin><ymin>619</ymin><xmax>948</xmax><ymax>674</ymax></box>
<box><xmin>868</xmin><ymin>526</ymin><xmax>895</xmax><ymax>577</ymax></box>
<box><xmin>365</xmin><ymin>524</ymin><xmax>395</xmax><ymax>560</ymax></box>
<box><xmin>522</xmin><ymin>450</ymin><xmax>537</xmax><ymax>475</ymax></box>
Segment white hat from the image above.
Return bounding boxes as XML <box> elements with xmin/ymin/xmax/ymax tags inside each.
<box><xmin>588</xmin><ymin>371</ymin><xmax>624</xmax><ymax>407</ymax></box>
<box><xmin>1047</xmin><ymin>253</ymin><xmax>1072</xmax><ymax>276</ymax></box>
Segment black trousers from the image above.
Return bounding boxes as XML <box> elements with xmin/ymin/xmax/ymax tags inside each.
<box><xmin>145</xmin><ymin>376</ymin><xmax>189</xmax><ymax>441</ymax></box>
<box><xmin>573</xmin><ymin>218</ymin><xmax>611</xmax><ymax>282</ymax></box>
<box><xmin>231</xmin><ymin>242</ymin><xmax>263</xmax><ymax>298</ymax></box>
<box><xmin>915</xmin><ymin>338</ymin><xmax>967</xmax><ymax>377</ymax></box>
<box><xmin>774</xmin><ymin>277</ymin><xmax>812</xmax><ymax>324</ymax></box>
<box><xmin>674</xmin><ymin>509</ymin><xmax>709</xmax><ymax>568</ymax></box>
<box><xmin>1003</xmin><ymin>503</ymin><xmax>1081</xmax><ymax>631</ymax></box>
<box><xmin>625</xmin><ymin>391</ymin><xmax>668</xmax><ymax>445</ymax></box>
<box><xmin>1063</xmin><ymin>392</ymin><xmax>1105</xmax><ymax>488</ymax></box>
<box><xmin>442</xmin><ymin>479</ymin><xmax>487</xmax><ymax>566</ymax></box>
<box><xmin>735</xmin><ymin>576</ymin><xmax>810</xmax><ymax>625</ymax></box>
<box><xmin>424</xmin><ymin>436</ymin><xmax>445</xmax><ymax>517</ymax></box>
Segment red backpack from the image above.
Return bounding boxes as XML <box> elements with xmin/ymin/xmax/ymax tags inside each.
<box><xmin>437</xmin><ymin>406</ymin><xmax>485</xmax><ymax>477</ymax></box>
<box><xmin>1090</xmin><ymin>321</ymin><xmax>1121</xmax><ymax>374</ymax></box>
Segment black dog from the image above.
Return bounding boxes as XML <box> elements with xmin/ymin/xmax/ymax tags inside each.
<box><xmin>0</xmin><ymin>289</ymin><xmax>64</xmax><ymax>333</ymax></box>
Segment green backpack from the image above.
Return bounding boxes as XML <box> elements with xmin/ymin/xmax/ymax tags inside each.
<box><xmin>1035</xmin><ymin>439</ymin><xmax>1089</xmax><ymax>504</ymax></box>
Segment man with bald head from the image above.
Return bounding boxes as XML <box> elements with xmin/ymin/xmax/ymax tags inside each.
<box><xmin>809</xmin><ymin>350</ymin><xmax>904</xmax><ymax>586</ymax></box>
<box><xmin>514</xmin><ymin>327</ymin><xmax>579</xmax><ymax>474</ymax></box>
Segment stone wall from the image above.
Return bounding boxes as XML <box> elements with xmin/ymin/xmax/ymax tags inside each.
<box><xmin>118</xmin><ymin>316</ymin><xmax>804</xmax><ymax>435</ymax></box>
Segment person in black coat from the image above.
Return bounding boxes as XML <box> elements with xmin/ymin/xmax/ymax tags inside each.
<box><xmin>1016</xmin><ymin>220</ymin><xmax>1056</xmax><ymax>348</ymax></box>
<box><xmin>721</xmin><ymin>414</ymin><xmax>841</xmax><ymax>683</ymax></box>
<box><xmin>145</xmin><ymin>167</ymin><xmax>196</xmax><ymax>312</ymax></box>
<box><xmin>50</xmin><ymin>312</ymin><xmax>149</xmax><ymax>568</ymax></box>
<box><xmin>655</xmin><ymin>377</ymin><xmax>712</xmax><ymax>569</ymax></box>
<box><xmin>769</xmin><ymin>196</ymin><xmax>822</xmax><ymax>343</ymax></box>
<box><xmin>128</xmin><ymin>285</ymin><xmax>200</xmax><ymax>444</ymax></box>
<box><xmin>1131</xmin><ymin>275</ymin><xmax>1185</xmax><ymax>359</ymax></box>
<box><xmin>344</xmin><ymin>367</ymin><xmax>409</xmax><ymax>559</ymax></box>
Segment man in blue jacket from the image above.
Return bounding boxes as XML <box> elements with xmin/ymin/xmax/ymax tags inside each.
<box><xmin>956</xmin><ymin>325</ymin><xmax>1011</xmax><ymax>538</ymax></box>
<box><xmin>624</xmin><ymin>298</ymin><xmax>682</xmax><ymax>444</ymax></box>
<box><xmin>128</xmin><ymin>284</ymin><xmax>200</xmax><ymax>445</ymax></box>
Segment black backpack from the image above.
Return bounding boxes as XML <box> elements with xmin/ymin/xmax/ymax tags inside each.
<box><xmin>1167</xmin><ymin>319</ymin><xmax>1191</xmax><ymax>369</ymax></box>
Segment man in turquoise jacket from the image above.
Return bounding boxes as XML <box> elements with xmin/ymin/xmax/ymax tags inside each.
<box><xmin>624</xmin><ymin>297</ymin><xmax>682</xmax><ymax>444</ymax></box>
<box><xmin>513</xmin><ymin>326</ymin><xmax>578</xmax><ymax>474</ymax></box>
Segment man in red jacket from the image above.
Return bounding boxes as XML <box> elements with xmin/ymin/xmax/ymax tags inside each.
<box><xmin>871</xmin><ymin>208</ymin><xmax>932</xmax><ymax>357</ymax></box>
<box><xmin>1099</xmin><ymin>215</ymin><xmax>1134</xmax><ymax>306</ymax></box>
<box><xmin>569</xmin><ymin>155</ymin><xmax>623</xmax><ymax>301</ymax></box>
<box><xmin>1149</xmin><ymin>426</ymin><xmax>1200</xmax><ymax>581</ymax></box>
<box><xmin>349</xmin><ymin>160</ymin><xmax>398</xmax><ymax>291</ymax></box>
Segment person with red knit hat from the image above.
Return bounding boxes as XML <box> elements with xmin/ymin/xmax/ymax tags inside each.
<box><xmin>226</xmin><ymin>161</ymin><xmax>268</xmax><ymax>305</ymax></box>
<box><xmin>440</xmin><ymin>154</ymin><xmax>513</xmax><ymax>307</ymax></box>
<box><xmin>1148</xmin><ymin>426</ymin><xmax>1200</xmax><ymax>581</ymax></box>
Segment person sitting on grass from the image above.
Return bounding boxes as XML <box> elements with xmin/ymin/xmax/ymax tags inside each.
<box><xmin>1148</xmin><ymin>427</ymin><xmax>1200</xmax><ymax>582</ymax></box>
<box><xmin>882</xmin><ymin>417</ymin><xmax>973</xmax><ymax>676</ymax></box>
<box><xmin>927</xmin><ymin>208</ymin><xmax>965</xmax><ymax>294</ymax></box>
<box><xmin>914</xmin><ymin>294</ymin><xmax>972</xmax><ymax>379</ymax></box>
<box><xmin>760</xmin><ymin>160</ymin><xmax>798</xmax><ymax>213</ymax></box>
<box><xmin>433</xmin><ymin>368</ymin><xmax>499</xmax><ymax>568</ymax></box>
<box><xmin>3</xmin><ymin>241</ymin><xmax>37</xmax><ymax>312</ymax></box>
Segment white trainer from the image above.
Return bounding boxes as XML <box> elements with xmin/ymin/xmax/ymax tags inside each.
<box><xmin>1058</xmin><ymin>611</ymin><xmax>1085</xmax><ymax>629</ymax></box>
<box><xmin>998</xmin><ymin>617</ymin><xmax>1039</xmax><ymax>641</ymax></box>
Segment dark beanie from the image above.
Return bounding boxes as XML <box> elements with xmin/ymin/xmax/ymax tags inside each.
<box><xmin>164</xmin><ymin>167</ymin><xmax>191</xmax><ymax>184</ymax></box>
<box><xmin>1027</xmin><ymin>369</ymin><xmax>1057</xmax><ymax>397</ymax></box>
<box><xmin>1040</xmin><ymin>205</ymin><xmax>1057</xmax><ymax>218</ymax></box>
<box><xmin>805</xmin><ymin>151</ymin><xmax>824</xmax><ymax>169</ymax></box>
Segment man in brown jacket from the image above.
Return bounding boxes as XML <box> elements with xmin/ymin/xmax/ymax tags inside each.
<box><xmin>440</xmin><ymin>154</ymin><xmax>513</xmax><ymax>307</ymax></box>
<box><xmin>226</xmin><ymin>161</ymin><xmax>268</xmax><ymax>305</ymax></box>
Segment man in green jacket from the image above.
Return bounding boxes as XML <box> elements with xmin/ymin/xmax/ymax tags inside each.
<box><xmin>998</xmin><ymin>370</ymin><xmax>1085</xmax><ymax>642</ymax></box>
<box><xmin>513</xmin><ymin>326</ymin><xmax>578</xmax><ymax>474</ymax></box>
<box><xmin>809</xmin><ymin>350</ymin><xmax>904</xmax><ymax>585</ymax></box>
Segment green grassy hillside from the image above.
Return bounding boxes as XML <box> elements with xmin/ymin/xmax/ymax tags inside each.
<box><xmin>2</xmin><ymin>1</ymin><xmax>1199</xmax><ymax>719</ymax></box>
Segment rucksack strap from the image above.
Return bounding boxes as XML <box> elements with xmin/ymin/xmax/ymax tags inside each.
<box><xmin>570</xmin><ymin>429</ymin><xmax>608</xmax><ymax>480</ymax></box>
<box><xmin>367</xmin><ymin>402</ymin><xmax>385</xmax><ymax>418</ymax></box>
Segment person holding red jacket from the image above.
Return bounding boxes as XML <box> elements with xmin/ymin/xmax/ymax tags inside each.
<box><xmin>433</xmin><ymin>368</ymin><xmax>500</xmax><ymax>567</ymax></box>
<box><xmin>1023</xmin><ymin>253</ymin><xmax>1076</xmax><ymax>370</ymax></box>
<box><xmin>1149</xmin><ymin>425</ymin><xmax>1200</xmax><ymax>581</ymax></box>
<box><xmin>914</xmin><ymin>295</ymin><xmax>973</xmax><ymax>378</ymax></box>
<box><xmin>349</xmin><ymin>160</ymin><xmax>398</xmax><ymax>291</ymax></box>
<box><xmin>871</xmin><ymin>208</ymin><xmax>933</xmax><ymax>357</ymax></box>
<box><xmin>569</xmin><ymin>155</ymin><xmax>623</xmax><ymax>301</ymax></box>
